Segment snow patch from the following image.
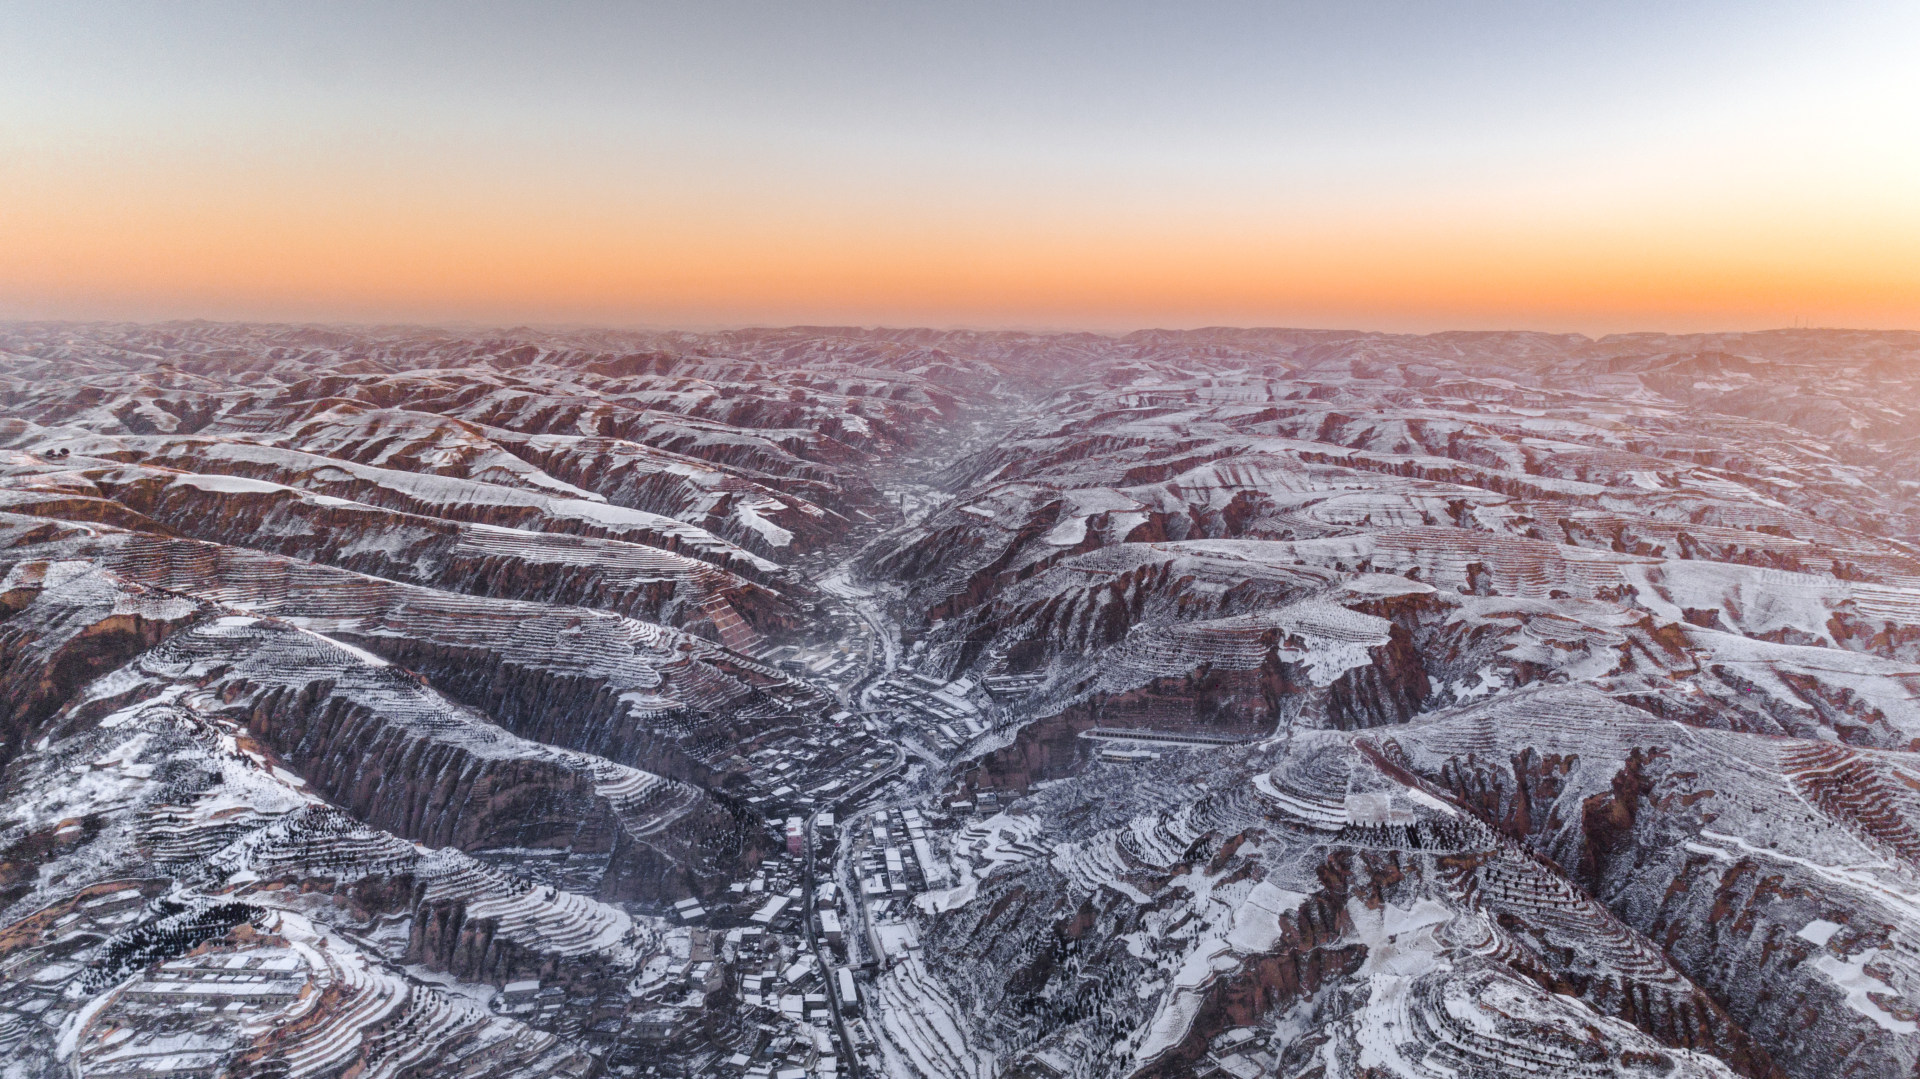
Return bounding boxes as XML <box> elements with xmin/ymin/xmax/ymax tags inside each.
<box><xmin>1043</xmin><ymin>516</ymin><xmax>1088</xmax><ymax>546</ymax></box>
<box><xmin>1798</xmin><ymin>919</ymin><xmax>1843</xmax><ymax>946</ymax></box>
<box><xmin>1810</xmin><ymin>949</ymin><xmax>1917</xmax><ymax>1034</ymax></box>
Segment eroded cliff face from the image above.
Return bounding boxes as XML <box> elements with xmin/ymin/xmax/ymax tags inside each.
<box><xmin>4</xmin><ymin>323</ymin><xmax>1920</xmax><ymax>1079</ymax></box>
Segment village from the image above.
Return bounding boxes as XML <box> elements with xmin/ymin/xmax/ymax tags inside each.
<box><xmin>606</xmin><ymin>656</ymin><xmax>1021</xmax><ymax>1079</ymax></box>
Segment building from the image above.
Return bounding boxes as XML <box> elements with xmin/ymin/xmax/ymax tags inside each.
<box><xmin>750</xmin><ymin>894</ymin><xmax>792</xmax><ymax>926</ymax></box>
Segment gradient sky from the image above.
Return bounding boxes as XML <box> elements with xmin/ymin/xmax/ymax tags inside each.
<box><xmin>3</xmin><ymin>1</ymin><xmax>1918</xmax><ymax>333</ymax></box>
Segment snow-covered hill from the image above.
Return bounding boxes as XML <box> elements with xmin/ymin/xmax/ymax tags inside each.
<box><xmin>2</xmin><ymin>321</ymin><xmax>1917</xmax><ymax>1078</ymax></box>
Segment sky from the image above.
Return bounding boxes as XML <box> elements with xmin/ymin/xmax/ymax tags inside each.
<box><xmin>2</xmin><ymin>1</ymin><xmax>1918</xmax><ymax>334</ymax></box>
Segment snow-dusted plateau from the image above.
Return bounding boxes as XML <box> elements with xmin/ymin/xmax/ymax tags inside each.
<box><xmin>2</xmin><ymin>322</ymin><xmax>1918</xmax><ymax>1079</ymax></box>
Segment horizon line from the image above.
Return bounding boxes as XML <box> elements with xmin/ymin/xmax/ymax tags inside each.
<box><xmin>6</xmin><ymin>315</ymin><xmax>1918</xmax><ymax>344</ymax></box>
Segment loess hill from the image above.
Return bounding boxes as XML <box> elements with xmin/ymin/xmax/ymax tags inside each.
<box><xmin>1</xmin><ymin>321</ymin><xmax>1918</xmax><ymax>1079</ymax></box>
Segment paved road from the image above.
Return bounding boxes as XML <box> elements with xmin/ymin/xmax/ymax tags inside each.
<box><xmin>803</xmin><ymin>815</ymin><xmax>863</xmax><ymax>1079</ymax></box>
<box><xmin>802</xmin><ymin>553</ymin><xmax>906</xmax><ymax>1079</ymax></box>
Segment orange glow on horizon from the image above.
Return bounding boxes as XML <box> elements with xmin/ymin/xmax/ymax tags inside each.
<box><xmin>6</xmin><ymin>170</ymin><xmax>1917</xmax><ymax>334</ymax></box>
